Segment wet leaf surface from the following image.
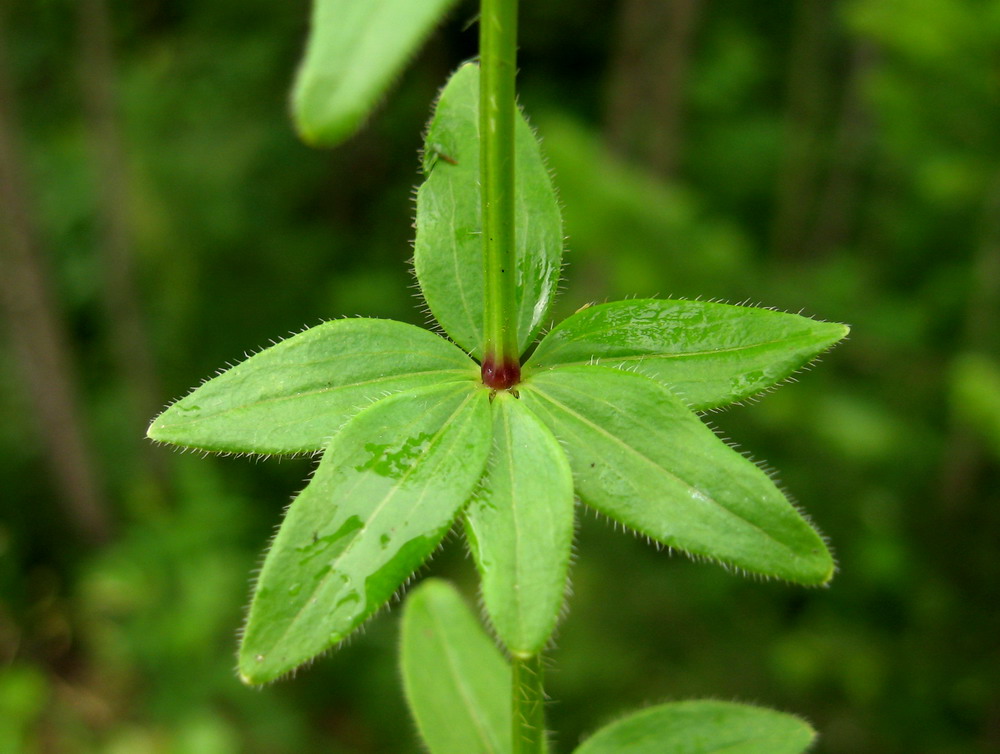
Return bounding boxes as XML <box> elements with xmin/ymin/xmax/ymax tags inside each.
<box><xmin>239</xmin><ymin>382</ymin><xmax>491</xmax><ymax>683</ymax></box>
<box><xmin>527</xmin><ymin>299</ymin><xmax>848</xmax><ymax>411</ymax></box>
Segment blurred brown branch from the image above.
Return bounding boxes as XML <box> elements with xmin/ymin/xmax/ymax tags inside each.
<box><xmin>605</xmin><ymin>0</ymin><xmax>704</xmax><ymax>180</ymax></box>
<box><xmin>78</xmin><ymin>0</ymin><xmax>171</xmax><ymax>500</ymax></box>
<box><xmin>0</xmin><ymin>12</ymin><xmax>112</xmax><ymax>545</ymax></box>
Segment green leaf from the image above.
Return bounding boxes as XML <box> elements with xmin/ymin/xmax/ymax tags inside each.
<box><xmin>526</xmin><ymin>300</ymin><xmax>848</xmax><ymax>411</ymax></box>
<box><xmin>401</xmin><ymin>579</ymin><xmax>512</xmax><ymax>754</ymax></box>
<box><xmin>414</xmin><ymin>63</ymin><xmax>563</xmax><ymax>358</ymax></box>
<box><xmin>238</xmin><ymin>382</ymin><xmax>491</xmax><ymax>684</ymax></box>
<box><xmin>292</xmin><ymin>0</ymin><xmax>461</xmax><ymax>146</ymax></box>
<box><xmin>464</xmin><ymin>392</ymin><xmax>574</xmax><ymax>655</ymax></box>
<box><xmin>520</xmin><ymin>366</ymin><xmax>833</xmax><ymax>585</ymax></box>
<box><xmin>573</xmin><ymin>700</ymin><xmax>816</xmax><ymax>754</ymax></box>
<box><xmin>148</xmin><ymin>318</ymin><xmax>476</xmax><ymax>455</ymax></box>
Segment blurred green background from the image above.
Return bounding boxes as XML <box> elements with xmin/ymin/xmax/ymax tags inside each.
<box><xmin>2</xmin><ymin>0</ymin><xmax>999</xmax><ymax>752</ymax></box>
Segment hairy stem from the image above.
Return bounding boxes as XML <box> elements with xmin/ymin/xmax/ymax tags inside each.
<box><xmin>479</xmin><ymin>0</ymin><xmax>520</xmax><ymax>389</ymax></box>
<box><xmin>512</xmin><ymin>653</ymin><xmax>546</xmax><ymax>754</ymax></box>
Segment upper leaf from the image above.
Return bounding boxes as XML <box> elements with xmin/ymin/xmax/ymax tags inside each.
<box><xmin>147</xmin><ymin>318</ymin><xmax>476</xmax><ymax>455</ymax></box>
<box><xmin>414</xmin><ymin>63</ymin><xmax>563</xmax><ymax>359</ymax></box>
<box><xmin>292</xmin><ymin>0</ymin><xmax>461</xmax><ymax>146</ymax></box>
<box><xmin>238</xmin><ymin>382</ymin><xmax>492</xmax><ymax>683</ymax></box>
<box><xmin>573</xmin><ymin>700</ymin><xmax>816</xmax><ymax>754</ymax></box>
<box><xmin>521</xmin><ymin>366</ymin><xmax>834</xmax><ymax>585</ymax></box>
<box><xmin>464</xmin><ymin>392</ymin><xmax>575</xmax><ymax>655</ymax></box>
<box><xmin>526</xmin><ymin>299</ymin><xmax>849</xmax><ymax>411</ymax></box>
<box><xmin>401</xmin><ymin>579</ymin><xmax>512</xmax><ymax>754</ymax></box>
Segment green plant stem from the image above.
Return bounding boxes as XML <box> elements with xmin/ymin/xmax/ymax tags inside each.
<box><xmin>479</xmin><ymin>0</ymin><xmax>520</xmax><ymax>386</ymax></box>
<box><xmin>512</xmin><ymin>653</ymin><xmax>546</xmax><ymax>754</ymax></box>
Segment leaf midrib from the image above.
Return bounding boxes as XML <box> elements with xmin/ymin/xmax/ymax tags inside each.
<box><xmin>530</xmin><ymin>329</ymin><xmax>826</xmax><ymax>369</ymax></box>
<box><xmin>500</xmin><ymin>404</ymin><xmax>529</xmax><ymax>646</ymax></box>
<box><xmin>443</xmin><ymin>177</ymin><xmax>480</xmax><ymax>345</ymax></box>
<box><xmin>157</xmin><ymin>367</ymin><xmax>472</xmax><ymax>428</ymax></box>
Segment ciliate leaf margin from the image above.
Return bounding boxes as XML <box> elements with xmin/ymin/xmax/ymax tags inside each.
<box><xmin>147</xmin><ymin>317</ymin><xmax>478</xmax><ymax>455</ymax></box>
<box><xmin>520</xmin><ymin>364</ymin><xmax>835</xmax><ymax>585</ymax></box>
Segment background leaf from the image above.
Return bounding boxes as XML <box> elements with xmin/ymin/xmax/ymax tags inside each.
<box><xmin>950</xmin><ymin>352</ymin><xmax>1000</xmax><ymax>459</ymax></box>
<box><xmin>573</xmin><ymin>700</ymin><xmax>815</xmax><ymax>754</ymax></box>
<box><xmin>465</xmin><ymin>392</ymin><xmax>575</xmax><ymax>655</ymax></box>
<box><xmin>414</xmin><ymin>63</ymin><xmax>563</xmax><ymax>358</ymax></box>
<box><xmin>526</xmin><ymin>300</ymin><xmax>848</xmax><ymax>411</ymax></box>
<box><xmin>292</xmin><ymin>0</ymin><xmax>462</xmax><ymax>145</ymax></box>
<box><xmin>401</xmin><ymin>579</ymin><xmax>512</xmax><ymax>754</ymax></box>
<box><xmin>148</xmin><ymin>319</ymin><xmax>476</xmax><ymax>454</ymax></box>
<box><xmin>238</xmin><ymin>382</ymin><xmax>491</xmax><ymax>683</ymax></box>
<box><xmin>521</xmin><ymin>366</ymin><xmax>833</xmax><ymax>585</ymax></box>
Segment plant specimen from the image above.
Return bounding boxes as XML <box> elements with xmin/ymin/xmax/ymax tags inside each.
<box><xmin>148</xmin><ymin>1</ymin><xmax>848</xmax><ymax>751</ymax></box>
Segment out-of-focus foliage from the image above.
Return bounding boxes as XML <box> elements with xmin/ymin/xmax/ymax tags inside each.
<box><xmin>292</xmin><ymin>0</ymin><xmax>462</xmax><ymax>145</ymax></box>
<box><xmin>951</xmin><ymin>353</ymin><xmax>1000</xmax><ymax>458</ymax></box>
<box><xmin>1</xmin><ymin>0</ymin><xmax>998</xmax><ymax>752</ymax></box>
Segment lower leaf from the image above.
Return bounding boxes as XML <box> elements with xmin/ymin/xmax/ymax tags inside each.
<box><xmin>401</xmin><ymin>579</ymin><xmax>512</xmax><ymax>754</ymax></box>
<box><xmin>238</xmin><ymin>382</ymin><xmax>492</xmax><ymax>684</ymax></box>
<box><xmin>573</xmin><ymin>700</ymin><xmax>816</xmax><ymax>754</ymax></box>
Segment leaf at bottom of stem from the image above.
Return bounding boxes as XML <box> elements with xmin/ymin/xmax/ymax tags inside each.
<box><xmin>573</xmin><ymin>700</ymin><xmax>816</xmax><ymax>754</ymax></box>
<box><xmin>401</xmin><ymin>579</ymin><xmax>512</xmax><ymax>754</ymax></box>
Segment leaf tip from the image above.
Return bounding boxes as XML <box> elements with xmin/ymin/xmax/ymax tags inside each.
<box><xmin>798</xmin><ymin>545</ymin><xmax>837</xmax><ymax>587</ymax></box>
<box><xmin>144</xmin><ymin>404</ymin><xmax>192</xmax><ymax>447</ymax></box>
<box><xmin>236</xmin><ymin>659</ymin><xmax>266</xmax><ymax>687</ymax></box>
<box><xmin>817</xmin><ymin>560</ymin><xmax>836</xmax><ymax>587</ymax></box>
<box><xmin>292</xmin><ymin>109</ymin><xmax>351</xmax><ymax>149</ymax></box>
<box><xmin>237</xmin><ymin>669</ymin><xmax>258</xmax><ymax>687</ymax></box>
<box><xmin>817</xmin><ymin>320</ymin><xmax>851</xmax><ymax>348</ymax></box>
<box><xmin>291</xmin><ymin>83</ymin><xmax>359</xmax><ymax>149</ymax></box>
<box><xmin>832</xmin><ymin>321</ymin><xmax>851</xmax><ymax>341</ymax></box>
<box><xmin>145</xmin><ymin>412</ymin><xmax>172</xmax><ymax>444</ymax></box>
<box><xmin>237</xmin><ymin>642</ymin><xmax>282</xmax><ymax>686</ymax></box>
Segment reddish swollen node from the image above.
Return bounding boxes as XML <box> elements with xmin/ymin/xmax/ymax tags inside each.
<box><xmin>481</xmin><ymin>354</ymin><xmax>521</xmax><ymax>390</ymax></box>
